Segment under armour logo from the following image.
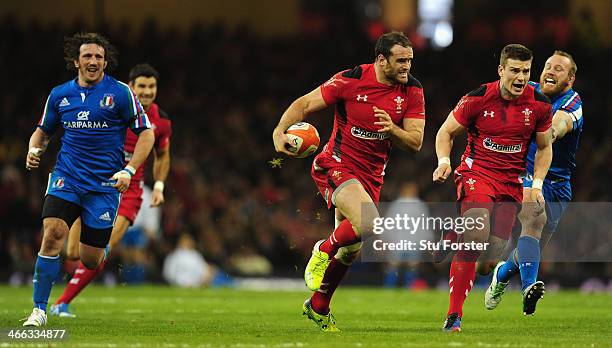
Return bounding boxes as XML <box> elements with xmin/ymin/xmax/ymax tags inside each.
<box><xmin>357</xmin><ymin>94</ymin><xmax>368</xmax><ymax>102</ymax></box>
<box><xmin>483</xmin><ymin>110</ymin><xmax>495</xmax><ymax>118</ymax></box>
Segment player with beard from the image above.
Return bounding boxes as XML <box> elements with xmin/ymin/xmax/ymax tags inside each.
<box><xmin>23</xmin><ymin>33</ymin><xmax>154</xmax><ymax>326</ymax></box>
<box><xmin>50</xmin><ymin>63</ymin><xmax>172</xmax><ymax>317</ymax></box>
<box><xmin>273</xmin><ymin>31</ymin><xmax>426</xmax><ymax>332</ymax></box>
<box><xmin>485</xmin><ymin>51</ymin><xmax>583</xmax><ymax>314</ymax></box>
<box><xmin>432</xmin><ymin>44</ymin><xmax>553</xmax><ymax>332</ymax></box>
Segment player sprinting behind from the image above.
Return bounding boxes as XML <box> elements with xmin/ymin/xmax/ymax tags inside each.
<box><xmin>23</xmin><ymin>33</ymin><xmax>154</xmax><ymax>326</ymax></box>
<box><xmin>273</xmin><ymin>31</ymin><xmax>425</xmax><ymax>332</ymax></box>
<box><xmin>486</xmin><ymin>50</ymin><xmax>583</xmax><ymax>314</ymax></box>
<box><xmin>432</xmin><ymin>44</ymin><xmax>552</xmax><ymax>332</ymax></box>
<box><xmin>50</xmin><ymin>64</ymin><xmax>172</xmax><ymax>317</ymax></box>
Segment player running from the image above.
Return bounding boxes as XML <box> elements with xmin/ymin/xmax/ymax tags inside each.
<box><xmin>49</xmin><ymin>63</ymin><xmax>172</xmax><ymax>317</ymax></box>
<box><xmin>273</xmin><ymin>31</ymin><xmax>426</xmax><ymax>332</ymax></box>
<box><xmin>485</xmin><ymin>50</ymin><xmax>583</xmax><ymax>314</ymax></box>
<box><xmin>23</xmin><ymin>33</ymin><xmax>154</xmax><ymax>326</ymax></box>
<box><xmin>432</xmin><ymin>44</ymin><xmax>553</xmax><ymax>332</ymax></box>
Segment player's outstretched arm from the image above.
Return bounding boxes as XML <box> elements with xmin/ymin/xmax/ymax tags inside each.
<box><xmin>530</xmin><ymin>129</ymin><xmax>553</xmax><ymax>204</ymax></box>
<box><xmin>25</xmin><ymin>128</ymin><xmax>51</xmax><ymax>171</ymax></box>
<box><xmin>433</xmin><ymin>112</ymin><xmax>465</xmax><ymax>183</ymax></box>
<box><xmin>550</xmin><ymin>110</ymin><xmax>574</xmax><ymax>142</ymax></box>
<box><xmin>151</xmin><ymin>144</ymin><xmax>170</xmax><ymax>207</ymax></box>
<box><xmin>272</xmin><ymin>87</ymin><xmax>328</xmax><ymax>156</ymax></box>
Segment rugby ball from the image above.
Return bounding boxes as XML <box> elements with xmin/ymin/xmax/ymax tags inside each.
<box><xmin>285</xmin><ymin>122</ymin><xmax>320</xmax><ymax>158</ymax></box>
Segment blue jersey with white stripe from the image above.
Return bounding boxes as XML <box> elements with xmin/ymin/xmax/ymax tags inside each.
<box><xmin>38</xmin><ymin>74</ymin><xmax>151</xmax><ymax>193</ymax></box>
<box><xmin>526</xmin><ymin>82</ymin><xmax>583</xmax><ymax>181</ymax></box>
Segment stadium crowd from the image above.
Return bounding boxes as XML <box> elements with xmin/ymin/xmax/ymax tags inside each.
<box><xmin>0</xmin><ymin>7</ymin><xmax>610</xmax><ymax>287</ymax></box>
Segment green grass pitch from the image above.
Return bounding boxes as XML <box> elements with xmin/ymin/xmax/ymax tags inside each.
<box><xmin>0</xmin><ymin>285</ymin><xmax>610</xmax><ymax>347</ymax></box>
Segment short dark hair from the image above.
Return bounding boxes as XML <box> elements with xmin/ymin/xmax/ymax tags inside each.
<box><xmin>552</xmin><ymin>50</ymin><xmax>577</xmax><ymax>76</ymax></box>
<box><xmin>63</xmin><ymin>32</ymin><xmax>118</xmax><ymax>72</ymax></box>
<box><xmin>129</xmin><ymin>63</ymin><xmax>160</xmax><ymax>83</ymax></box>
<box><xmin>499</xmin><ymin>44</ymin><xmax>533</xmax><ymax>66</ymax></box>
<box><xmin>375</xmin><ymin>31</ymin><xmax>412</xmax><ymax>60</ymax></box>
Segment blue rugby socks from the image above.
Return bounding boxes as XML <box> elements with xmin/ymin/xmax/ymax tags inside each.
<box><xmin>517</xmin><ymin>236</ymin><xmax>540</xmax><ymax>291</ymax></box>
<box><xmin>33</xmin><ymin>254</ymin><xmax>60</xmax><ymax>311</ymax></box>
<box><xmin>496</xmin><ymin>248</ymin><xmax>519</xmax><ymax>283</ymax></box>
<box><xmin>497</xmin><ymin>236</ymin><xmax>541</xmax><ymax>291</ymax></box>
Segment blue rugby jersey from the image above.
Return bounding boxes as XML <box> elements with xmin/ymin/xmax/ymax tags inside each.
<box><xmin>37</xmin><ymin>74</ymin><xmax>151</xmax><ymax>193</ymax></box>
<box><xmin>525</xmin><ymin>82</ymin><xmax>583</xmax><ymax>181</ymax></box>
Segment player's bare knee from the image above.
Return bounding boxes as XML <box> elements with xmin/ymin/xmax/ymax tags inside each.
<box><xmin>356</xmin><ymin>207</ymin><xmax>380</xmax><ymax>240</ymax></box>
<box><xmin>80</xmin><ymin>258</ymin><xmax>99</xmax><ymax>270</ymax></box>
<box><xmin>40</xmin><ymin>224</ymin><xmax>68</xmax><ymax>254</ymax></box>
<box><xmin>518</xmin><ymin>207</ymin><xmax>546</xmax><ymax>239</ymax></box>
<box><xmin>461</xmin><ymin>208</ymin><xmax>490</xmax><ymax>244</ymax></box>
<box><xmin>80</xmin><ymin>253</ymin><xmax>103</xmax><ymax>270</ymax></box>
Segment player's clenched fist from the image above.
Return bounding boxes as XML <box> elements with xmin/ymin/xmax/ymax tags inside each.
<box><xmin>528</xmin><ymin>186</ymin><xmax>546</xmax><ymax>216</ymax></box>
<box><xmin>432</xmin><ymin>163</ymin><xmax>452</xmax><ymax>183</ymax></box>
<box><xmin>25</xmin><ymin>147</ymin><xmax>43</xmax><ymax>171</ymax></box>
<box><xmin>111</xmin><ymin>166</ymin><xmax>135</xmax><ymax>193</ymax></box>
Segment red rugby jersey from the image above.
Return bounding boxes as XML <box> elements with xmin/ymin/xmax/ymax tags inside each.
<box><xmin>318</xmin><ymin>64</ymin><xmax>425</xmax><ymax>182</ymax></box>
<box><xmin>453</xmin><ymin>81</ymin><xmax>552</xmax><ymax>184</ymax></box>
<box><xmin>123</xmin><ymin>102</ymin><xmax>172</xmax><ymax>183</ymax></box>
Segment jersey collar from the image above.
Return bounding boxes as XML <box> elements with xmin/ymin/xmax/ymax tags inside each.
<box><xmin>71</xmin><ymin>74</ymin><xmax>109</xmax><ymax>91</ymax></box>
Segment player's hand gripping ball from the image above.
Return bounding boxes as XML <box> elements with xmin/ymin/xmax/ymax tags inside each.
<box><xmin>285</xmin><ymin>122</ymin><xmax>320</xmax><ymax>158</ymax></box>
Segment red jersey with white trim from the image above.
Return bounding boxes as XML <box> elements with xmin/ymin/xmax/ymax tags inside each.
<box><xmin>453</xmin><ymin>81</ymin><xmax>552</xmax><ymax>184</ymax></box>
<box><xmin>123</xmin><ymin>102</ymin><xmax>172</xmax><ymax>183</ymax></box>
<box><xmin>318</xmin><ymin>64</ymin><xmax>425</xmax><ymax>183</ymax></box>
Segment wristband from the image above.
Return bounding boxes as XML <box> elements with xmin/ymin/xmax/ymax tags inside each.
<box><xmin>153</xmin><ymin>180</ymin><xmax>165</xmax><ymax>193</ymax></box>
<box><xmin>29</xmin><ymin>147</ymin><xmax>43</xmax><ymax>156</ymax></box>
<box><xmin>532</xmin><ymin>178</ymin><xmax>544</xmax><ymax>190</ymax></box>
<box><xmin>438</xmin><ymin>157</ymin><xmax>451</xmax><ymax>166</ymax></box>
<box><xmin>124</xmin><ymin>165</ymin><xmax>136</xmax><ymax>177</ymax></box>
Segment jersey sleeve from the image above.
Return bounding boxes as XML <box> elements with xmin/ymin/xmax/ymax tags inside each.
<box><xmin>452</xmin><ymin>95</ymin><xmax>478</xmax><ymax>127</ymax></box>
<box><xmin>118</xmin><ymin>83</ymin><xmax>151</xmax><ymax>134</ymax></box>
<box><xmin>37</xmin><ymin>89</ymin><xmax>60</xmax><ymax>135</ymax></box>
<box><xmin>536</xmin><ymin>102</ymin><xmax>553</xmax><ymax>132</ymax></box>
<box><xmin>558</xmin><ymin>92</ymin><xmax>583</xmax><ymax>129</ymax></box>
<box><xmin>404</xmin><ymin>87</ymin><xmax>426</xmax><ymax>120</ymax></box>
<box><xmin>155</xmin><ymin>118</ymin><xmax>172</xmax><ymax>150</ymax></box>
<box><xmin>319</xmin><ymin>70</ymin><xmax>351</xmax><ymax>105</ymax></box>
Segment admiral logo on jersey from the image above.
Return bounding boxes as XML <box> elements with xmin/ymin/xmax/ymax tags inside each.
<box><xmin>351</xmin><ymin>126</ymin><xmax>389</xmax><ymax>140</ymax></box>
<box><xmin>483</xmin><ymin>138</ymin><xmax>522</xmax><ymax>153</ymax></box>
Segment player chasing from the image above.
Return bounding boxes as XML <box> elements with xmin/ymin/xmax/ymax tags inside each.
<box><xmin>22</xmin><ymin>33</ymin><xmax>154</xmax><ymax>326</ymax></box>
<box><xmin>50</xmin><ymin>64</ymin><xmax>172</xmax><ymax>317</ymax></box>
<box><xmin>273</xmin><ymin>32</ymin><xmax>426</xmax><ymax>332</ymax></box>
<box><xmin>485</xmin><ymin>50</ymin><xmax>583</xmax><ymax>314</ymax></box>
<box><xmin>432</xmin><ymin>44</ymin><xmax>553</xmax><ymax>332</ymax></box>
